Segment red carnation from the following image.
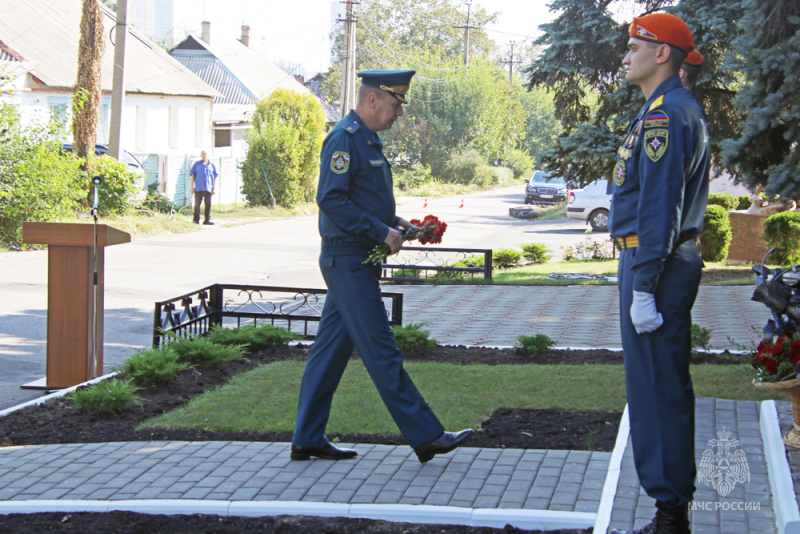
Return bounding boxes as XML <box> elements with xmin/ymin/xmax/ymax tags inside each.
<box><xmin>770</xmin><ymin>345</ymin><xmax>784</xmax><ymax>356</ymax></box>
<box><xmin>765</xmin><ymin>359</ymin><xmax>779</xmax><ymax>374</ymax></box>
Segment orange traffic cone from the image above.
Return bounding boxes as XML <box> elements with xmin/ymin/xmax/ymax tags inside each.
<box><xmin>423</xmin><ymin>198</ymin><xmax>428</xmax><ymax>208</ymax></box>
<box><xmin>459</xmin><ymin>198</ymin><xmax>464</xmax><ymax>208</ymax></box>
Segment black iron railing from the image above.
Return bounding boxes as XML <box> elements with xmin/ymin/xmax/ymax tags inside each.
<box><xmin>380</xmin><ymin>247</ymin><xmax>493</xmax><ymax>283</ymax></box>
<box><xmin>153</xmin><ymin>284</ymin><xmax>403</xmax><ymax>346</ymax></box>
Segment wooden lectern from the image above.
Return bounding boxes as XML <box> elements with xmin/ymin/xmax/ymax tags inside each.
<box><xmin>22</xmin><ymin>222</ymin><xmax>131</xmax><ymax>390</ymax></box>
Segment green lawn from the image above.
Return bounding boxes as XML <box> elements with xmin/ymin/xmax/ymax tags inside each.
<box><xmin>140</xmin><ymin>360</ymin><xmax>777</xmax><ymax>437</ymax></box>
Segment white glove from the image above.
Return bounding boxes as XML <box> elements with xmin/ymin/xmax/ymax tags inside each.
<box><xmin>630</xmin><ymin>290</ymin><xmax>663</xmax><ymax>334</ymax></box>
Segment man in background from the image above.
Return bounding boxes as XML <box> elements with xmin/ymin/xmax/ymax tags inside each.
<box><xmin>190</xmin><ymin>149</ymin><xmax>217</xmax><ymax>225</ymax></box>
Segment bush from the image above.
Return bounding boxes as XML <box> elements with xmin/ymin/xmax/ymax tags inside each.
<box><xmin>89</xmin><ymin>155</ymin><xmax>142</xmax><ymax>215</ymax></box>
<box><xmin>517</xmin><ymin>334</ymin><xmax>555</xmax><ymax>357</ymax></box>
<box><xmin>707</xmin><ymin>193</ymin><xmax>737</xmax><ymax>211</ymax></box>
<box><xmin>392</xmin><ymin>322</ymin><xmax>437</xmax><ymax>354</ymax></box>
<box><xmin>520</xmin><ymin>242</ymin><xmax>551</xmax><ymax>264</ymax></box>
<box><xmin>70</xmin><ymin>379</ymin><xmax>140</xmax><ymax>414</ymax></box>
<box><xmin>206</xmin><ymin>324</ymin><xmax>301</xmax><ymax>352</ymax></box>
<box><xmin>691</xmin><ymin>324</ymin><xmax>712</xmax><ymax>352</ymax></box>
<box><xmin>0</xmin><ymin>104</ymin><xmax>83</xmax><ymax>248</ymax></box>
<box><xmin>141</xmin><ymin>183</ymin><xmax>181</xmax><ymax>214</ymax></box>
<box><xmin>763</xmin><ymin>211</ymin><xmax>800</xmax><ymax>265</ymax></box>
<box><xmin>503</xmin><ymin>148</ymin><xmax>534</xmax><ymax>180</ymax></box>
<box><xmin>736</xmin><ymin>194</ymin><xmax>751</xmax><ymax>211</ymax></box>
<box><xmin>493</xmin><ymin>248</ymin><xmax>522</xmax><ymax>269</ymax></box>
<box><xmin>698</xmin><ymin>205</ymin><xmax>732</xmax><ymax>262</ymax></box>
<box><xmin>438</xmin><ymin>149</ymin><xmax>493</xmax><ymax>186</ymax></box>
<box><xmin>116</xmin><ymin>347</ymin><xmax>190</xmax><ymax>386</ymax></box>
<box><xmin>241</xmin><ymin>89</ymin><xmax>325</xmax><ymax>208</ymax></box>
<box><xmin>488</xmin><ymin>166</ymin><xmax>513</xmax><ymax>185</ymax></box>
<box><xmin>394</xmin><ymin>164</ymin><xmax>433</xmax><ymax>191</ymax></box>
<box><xmin>563</xmin><ymin>237</ymin><xmax>614</xmax><ymax>261</ymax></box>
<box><xmin>165</xmin><ymin>335</ymin><xmax>246</xmax><ymax>367</ymax></box>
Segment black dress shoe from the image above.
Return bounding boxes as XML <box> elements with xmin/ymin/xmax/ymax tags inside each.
<box><xmin>203</xmin><ymin>221</ymin><xmax>215</xmax><ymax>225</ymax></box>
<box><xmin>413</xmin><ymin>429</ymin><xmax>474</xmax><ymax>463</ymax></box>
<box><xmin>611</xmin><ymin>501</ymin><xmax>690</xmax><ymax>534</ymax></box>
<box><xmin>290</xmin><ymin>442</ymin><xmax>357</xmax><ymax>461</ymax></box>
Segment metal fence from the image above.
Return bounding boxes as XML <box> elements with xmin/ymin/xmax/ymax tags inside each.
<box><xmin>153</xmin><ymin>284</ymin><xmax>404</xmax><ymax>346</ymax></box>
<box><xmin>380</xmin><ymin>247</ymin><xmax>493</xmax><ymax>283</ymax></box>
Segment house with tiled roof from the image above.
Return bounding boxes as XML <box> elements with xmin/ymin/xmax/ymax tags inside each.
<box><xmin>170</xmin><ymin>23</ymin><xmax>337</xmax><ymax>158</ymax></box>
<box><xmin>0</xmin><ymin>0</ymin><xmax>220</xmax><ymax>206</ymax></box>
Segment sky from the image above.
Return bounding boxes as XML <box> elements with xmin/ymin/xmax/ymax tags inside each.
<box><xmin>178</xmin><ymin>0</ymin><xmax>557</xmax><ymax>75</ymax></box>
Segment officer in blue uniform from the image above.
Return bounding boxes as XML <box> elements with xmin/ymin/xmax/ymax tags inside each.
<box><xmin>609</xmin><ymin>13</ymin><xmax>710</xmax><ymax>534</ymax></box>
<box><xmin>291</xmin><ymin>70</ymin><xmax>473</xmax><ymax>463</ymax></box>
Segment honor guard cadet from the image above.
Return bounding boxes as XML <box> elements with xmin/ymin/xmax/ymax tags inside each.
<box><xmin>609</xmin><ymin>13</ymin><xmax>710</xmax><ymax>534</ymax></box>
<box><xmin>291</xmin><ymin>69</ymin><xmax>473</xmax><ymax>463</ymax></box>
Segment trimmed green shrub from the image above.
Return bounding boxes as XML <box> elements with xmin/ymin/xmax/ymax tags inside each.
<box><xmin>518</xmin><ymin>334</ymin><xmax>556</xmax><ymax>357</ymax></box>
<box><xmin>763</xmin><ymin>211</ymin><xmax>800</xmax><ymax>265</ymax></box>
<box><xmin>90</xmin><ymin>155</ymin><xmax>143</xmax><ymax>215</ymax></box>
<box><xmin>392</xmin><ymin>322</ymin><xmax>437</xmax><ymax>354</ymax></box>
<box><xmin>206</xmin><ymin>324</ymin><xmax>301</xmax><ymax>352</ymax></box>
<box><xmin>165</xmin><ymin>335</ymin><xmax>246</xmax><ymax>367</ymax></box>
<box><xmin>736</xmin><ymin>194</ymin><xmax>751</xmax><ymax>211</ymax></box>
<box><xmin>454</xmin><ymin>254</ymin><xmax>485</xmax><ymax>268</ymax></box>
<box><xmin>241</xmin><ymin>89</ymin><xmax>325</xmax><ymax>208</ymax></box>
<box><xmin>698</xmin><ymin>205</ymin><xmax>732</xmax><ymax>262</ymax></box>
<box><xmin>71</xmin><ymin>379</ymin><xmax>140</xmax><ymax>414</ymax></box>
<box><xmin>521</xmin><ymin>243</ymin><xmax>551</xmax><ymax>264</ymax></box>
<box><xmin>439</xmin><ymin>149</ymin><xmax>493</xmax><ymax>186</ymax></box>
<box><xmin>691</xmin><ymin>324</ymin><xmax>712</xmax><ymax>352</ymax></box>
<box><xmin>394</xmin><ymin>164</ymin><xmax>433</xmax><ymax>191</ymax></box>
<box><xmin>493</xmin><ymin>248</ymin><xmax>522</xmax><ymax>269</ymax></box>
<box><xmin>707</xmin><ymin>193</ymin><xmax>737</xmax><ymax>211</ymax></box>
<box><xmin>117</xmin><ymin>347</ymin><xmax>190</xmax><ymax>386</ymax></box>
<box><xmin>503</xmin><ymin>148</ymin><xmax>534</xmax><ymax>180</ymax></box>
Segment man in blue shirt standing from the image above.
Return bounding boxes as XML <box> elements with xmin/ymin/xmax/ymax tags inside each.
<box><xmin>190</xmin><ymin>149</ymin><xmax>217</xmax><ymax>225</ymax></box>
<box><xmin>291</xmin><ymin>70</ymin><xmax>473</xmax><ymax>463</ymax></box>
<box><xmin>609</xmin><ymin>13</ymin><xmax>710</xmax><ymax>534</ymax></box>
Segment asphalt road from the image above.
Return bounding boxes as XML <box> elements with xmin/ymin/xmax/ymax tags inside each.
<box><xmin>0</xmin><ymin>185</ymin><xmax>600</xmax><ymax>410</ymax></box>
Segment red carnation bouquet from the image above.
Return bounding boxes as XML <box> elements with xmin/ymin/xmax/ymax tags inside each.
<box><xmin>364</xmin><ymin>214</ymin><xmax>448</xmax><ymax>265</ymax></box>
<box><xmin>750</xmin><ymin>334</ymin><xmax>800</xmax><ymax>383</ymax></box>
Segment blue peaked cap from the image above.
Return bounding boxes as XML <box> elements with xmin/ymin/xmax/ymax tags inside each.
<box><xmin>357</xmin><ymin>69</ymin><xmax>416</xmax><ymax>103</ymax></box>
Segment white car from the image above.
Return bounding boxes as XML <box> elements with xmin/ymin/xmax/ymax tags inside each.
<box><xmin>566</xmin><ymin>179</ymin><xmax>612</xmax><ymax>232</ymax></box>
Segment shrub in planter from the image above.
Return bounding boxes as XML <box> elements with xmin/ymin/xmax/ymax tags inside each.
<box><xmin>71</xmin><ymin>379</ymin><xmax>141</xmax><ymax>414</ymax></box>
<box><xmin>165</xmin><ymin>335</ymin><xmax>245</xmax><ymax>367</ymax></box>
<box><xmin>691</xmin><ymin>324</ymin><xmax>712</xmax><ymax>352</ymax></box>
<box><xmin>518</xmin><ymin>333</ymin><xmax>555</xmax><ymax>357</ymax></box>
<box><xmin>698</xmin><ymin>205</ymin><xmax>732</xmax><ymax>262</ymax></box>
<box><xmin>117</xmin><ymin>347</ymin><xmax>190</xmax><ymax>386</ymax></box>
<box><xmin>207</xmin><ymin>324</ymin><xmax>301</xmax><ymax>352</ymax></box>
<box><xmin>493</xmin><ymin>248</ymin><xmax>522</xmax><ymax>269</ymax></box>
<box><xmin>763</xmin><ymin>211</ymin><xmax>800</xmax><ymax>265</ymax></box>
<box><xmin>707</xmin><ymin>193</ymin><xmax>737</xmax><ymax>211</ymax></box>
<box><xmin>736</xmin><ymin>194</ymin><xmax>751</xmax><ymax>211</ymax></box>
<box><xmin>521</xmin><ymin>242</ymin><xmax>551</xmax><ymax>264</ymax></box>
<box><xmin>392</xmin><ymin>322</ymin><xmax>437</xmax><ymax>354</ymax></box>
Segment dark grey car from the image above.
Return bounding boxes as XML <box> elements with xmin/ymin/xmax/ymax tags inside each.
<box><xmin>524</xmin><ymin>170</ymin><xmax>567</xmax><ymax>204</ymax></box>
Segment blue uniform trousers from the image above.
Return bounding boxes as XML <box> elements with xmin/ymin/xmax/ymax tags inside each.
<box><xmin>618</xmin><ymin>241</ymin><xmax>702</xmax><ymax>505</ymax></box>
<box><xmin>292</xmin><ymin>253</ymin><xmax>445</xmax><ymax>449</ymax></box>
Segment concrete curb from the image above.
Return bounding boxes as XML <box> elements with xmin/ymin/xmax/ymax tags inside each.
<box><xmin>593</xmin><ymin>404</ymin><xmax>630</xmax><ymax>534</ymax></box>
<box><xmin>761</xmin><ymin>400</ymin><xmax>800</xmax><ymax>534</ymax></box>
<box><xmin>0</xmin><ymin>372</ymin><xmax>118</xmax><ymax>418</ymax></box>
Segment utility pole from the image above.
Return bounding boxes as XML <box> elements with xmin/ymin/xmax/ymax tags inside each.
<box><xmin>500</xmin><ymin>41</ymin><xmax>522</xmax><ymax>85</ymax></box>
<box><xmin>338</xmin><ymin>0</ymin><xmax>358</xmax><ymax>119</ymax></box>
<box><xmin>454</xmin><ymin>0</ymin><xmax>479</xmax><ymax>67</ymax></box>
<box><xmin>108</xmin><ymin>0</ymin><xmax>128</xmax><ymax>160</ymax></box>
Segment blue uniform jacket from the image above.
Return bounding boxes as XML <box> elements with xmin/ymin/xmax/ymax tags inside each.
<box><xmin>317</xmin><ymin>110</ymin><xmax>400</xmax><ymax>255</ymax></box>
<box><xmin>609</xmin><ymin>75</ymin><xmax>710</xmax><ymax>294</ymax></box>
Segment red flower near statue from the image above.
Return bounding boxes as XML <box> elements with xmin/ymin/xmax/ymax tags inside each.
<box><xmin>363</xmin><ymin>215</ymin><xmax>448</xmax><ymax>265</ymax></box>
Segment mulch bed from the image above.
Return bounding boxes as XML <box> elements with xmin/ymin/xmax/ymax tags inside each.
<box><xmin>0</xmin><ymin>345</ymin><xmax>747</xmax><ymax>533</ymax></box>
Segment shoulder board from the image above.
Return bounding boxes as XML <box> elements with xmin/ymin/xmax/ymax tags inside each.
<box><xmin>648</xmin><ymin>95</ymin><xmax>664</xmax><ymax>111</ymax></box>
<box><xmin>343</xmin><ymin>121</ymin><xmax>361</xmax><ymax>134</ymax></box>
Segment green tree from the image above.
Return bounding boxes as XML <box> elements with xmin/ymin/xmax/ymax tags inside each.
<box><xmin>519</xmin><ymin>85</ymin><xmax>559</xmax><ymax>166</ymax></box>
<box><xmin>241</xmin><ymin>89</ymin><xmax>326</xmax><ymax>208</ymax></box>
<box><xmin>723</xmin><ymin>0</ymin><xmax>800</xmax><ymax>200</ymax></box>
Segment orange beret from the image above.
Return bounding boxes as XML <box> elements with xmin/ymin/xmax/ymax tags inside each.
<box><xmin>684</xmin><ymin>49</ymin><xmax>704</xmax><ymax>66</ymax></box>
<box><xmin>629</xmin><ymin>13</ymin><xmax>695</xmax><ymax>53</ymax></box>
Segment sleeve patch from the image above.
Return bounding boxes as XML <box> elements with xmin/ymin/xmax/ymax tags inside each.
<box><xmin>648</xmin><ymin>95</ymin><xmax>664</xmax><ymax>110</ymax></box>
<box><xmin>644</xmin><ymin>129</ymin><xmax>669</xmax><ymax>162</ymax></box>
<box><xmin>330</xmin><ymin>151</ymin><xmax>351</xmax><ymax>174</ymax></box>
<box><xmin>644</xmin><ymin>109</ymin><xmax>669</xmax><ymax>129</ymax></box>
